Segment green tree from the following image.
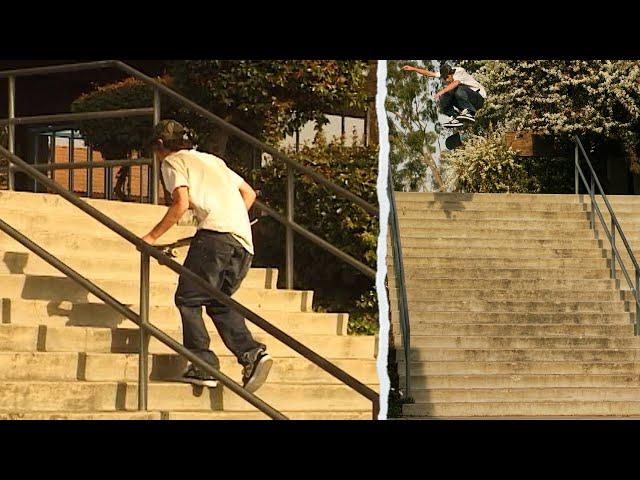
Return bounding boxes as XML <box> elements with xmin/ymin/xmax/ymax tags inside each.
<box><xmin>386</xmin><ymin>60</ymin><xmax>443</xmax><ymax>191</ymax></box>
<box><xmin>169</xmin><ymin>60</ymin><xmax>368</xmax><ymax>155</ymax></box>
<box><xmin>249</xmin><ymin>132</ymin><xmax>379</xmax><ymax>334</ymax></box>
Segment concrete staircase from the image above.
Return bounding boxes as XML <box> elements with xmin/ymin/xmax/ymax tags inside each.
<box><xmin>0</xmin><ymin>191</ymin><xmax>378</xmax><ymax>420</ymax></box>
<box><xmin>388</xmin><ymin>192</ymin><xmax>640</xmax><ymax>418</ymax></box>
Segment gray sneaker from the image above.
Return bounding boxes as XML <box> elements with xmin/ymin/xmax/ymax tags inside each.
<box><xmin>241</xmin><ymin>347</ymin><xmax>273</xmax><ymax>393</ymax></box>
<box><xmin>181</xmin><ymin>364</ymin><xmax>218</xmax><ymax>388</ymax></box>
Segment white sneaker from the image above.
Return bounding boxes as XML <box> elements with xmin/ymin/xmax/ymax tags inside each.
<box><xmin>457</xmin><ymin>109</ymin><xmax>475</xmax><ymax>123</ymax></box>
<box><xmin>443</xmin><ymin>117</ymin><xmax>464</xmax><ymax>128</ymax></box>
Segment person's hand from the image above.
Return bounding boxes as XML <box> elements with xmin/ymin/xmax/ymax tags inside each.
<box><xmin>402</xmin><ymin>65</ymin><xmax>416</xmax><ymax>72</ymax></box>
<box><xmin>141</xmin><ymin>234</ymin><xmax>156</xmax><ymax>245</ymax></box>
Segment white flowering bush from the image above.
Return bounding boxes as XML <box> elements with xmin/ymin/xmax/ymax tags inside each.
<box><xmin>441</xmin><ymin>131</ymin><xmax>530</xmax><ymax>193</ymax></box>
<box><xmin>462</xmin><ymin>60</ymin><xmax>640</xmax><ymax>172</ymax></box>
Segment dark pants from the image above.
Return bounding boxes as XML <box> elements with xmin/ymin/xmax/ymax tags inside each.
<box><xmin>175</xmin><ymin>229</ymin><xmax>263</xmax><ymax>368</ymax></box>
<box><xmin>439</xmin><ymin>85</ymin><xmax>485</xmax><ymax>117</ymax></box>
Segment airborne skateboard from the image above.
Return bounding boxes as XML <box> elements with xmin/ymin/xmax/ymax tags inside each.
<box><xmin>155</xmin><ymin>218</ymin><xmax>259</xmax><ymax>258</ymax></box>
<box><xmin>443</xmin><ymin>121</ymin><xmax>473</xmax><ymax>150</ymax></box>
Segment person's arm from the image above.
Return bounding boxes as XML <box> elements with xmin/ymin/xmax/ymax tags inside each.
<box><xmin>239</xmin><ymin>180</ymin><xmax>257</xmax><ymax>211</ymax></box>
<box><xmin>435</xmin><ymin>80</ymin><xmax>461</xmax><ymax>98</ymax></box>
<box><xmin>402</xmin><ymin>65</ymin><xmax>439</xmax><ymax>77</ymax></box>
<box><xmin>141</xmin><ymin>186</ymin><xmax>190</xmax><ymax>244</ymax></box>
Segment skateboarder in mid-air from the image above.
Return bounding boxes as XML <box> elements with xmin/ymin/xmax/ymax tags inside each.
<box><xmin>402</xmin><ymin>63</ymin><xmax>487</xmax><ymax>128</ymax></box>
<box><xmin>141</xmin><ymin>119</ymin><xmax>272</xmax><ymax>393</ymax></box>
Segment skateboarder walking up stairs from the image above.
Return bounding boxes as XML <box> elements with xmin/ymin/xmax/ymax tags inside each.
<box><xmin>141</xmin><ymin>119</ymin><xmax>272</xmax><ymax>393</ymax></box>
<box><xmin>402</xmin><ymin>63</ymin><xmax>487</xmax><ymax>128</ymax></box>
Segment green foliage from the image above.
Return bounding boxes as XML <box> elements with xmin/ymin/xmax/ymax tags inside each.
<box><xmin>441</xmin><ymin>130</ymin><xmax>531</xmax><ymax>193</ymax></box>
<box><xmin>71</xmin><ymin>77</ymin><xmax>170</xmax><ymax>159</ymax></box>
<box><xmin>170</xmin><ymin>60</ymin><xmax>368</xmax><ymax>143</ymax></box>
<box><xmin>386</xmin><ymin>60</ymin><xmax>442</xmax><ymax>191</ymax></box>
<box><xmin>69</xmin><ymin>63</ymin><xmax>377</xmax><ymax>332</ymax></box>
<box><xmin>249</xmin><ymin>134</ymin><xmax>379</xmax><ymax>335</ymax></box>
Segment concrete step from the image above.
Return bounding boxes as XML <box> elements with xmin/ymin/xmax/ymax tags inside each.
<box><xmin>398</xmin><ymin>247</ymin><xmax>606</xmax><ymax>259</ymax></box>
<box><xmin>397</xmin><ymin>237</ymin><xmax>601</xmax><ymax>249</ymax></box>
<box><xmin>0</xmin><ymin>275</ymin><xmax>308</xmax><ymax>310</ymax></box>
<box><xmin>392</xmin><ymin>289</ymin><xmax>629</xmax><ymax>302</ymax></box>
<box><xmin>0</xmin><ymin>380</ymin><xmax>373</xmax><ymax>412</ymax></box>
<box><xmin>0</xmin><ymin>208</ymin><xmax>196</xmax><ymax>242</ymax></box>
<box><xmin>81</xmin><ymin>353</ymin><xmax>378</xmax><ymax>384</ymax></box>
<box><xmin>0</xmin><ymin>410</ymin><xmax>370</xmax><ymax>420</ymax></box>
<box><xmin>3</xmin><ymin>299</ymin><xmax>348</xmax><ymax>335</ymax></box>
<box><xmin>398</xmin><ymin>209</ymin><xmax>590</xmax><ymax>221</ymax></box>
<box><xmin>0</xmin><ymin>352</ymin><xmax>79</xmax><ymax>381</ymax></box>
<box><xmin>0</xmin><ymin>411</ymin><xmax>163</xmax><ymax>420</ymax></box>
<box><xmin>396</xmin><ymin>227</ymin><xmax>596</xmax><ymax>239</ymax></box>
<box><xmin>35</xmin><ymin>325</ymin><xmax>375</xmax><ymax>358</ymax></box>
<box><xmin>405</xmin><ymin>373</ymin><xmax>640</xmax><ymax>389</ymax></box>
<box><xmin>396</xmin><ymin>201</ymin><xmax>590</xmax><ymax>213</ymax></box>
<box><xmin>402</xmin><ymin>401</ymin><xmax>640</xmax><ymax>417</ymax></box>
<box><xmin>218</xmin><ymin>383</ymin><xmax>375</xmax><ymax>412</ymax></box>
<box><xmin>399</xmin><ymin>348</ymin><xmax>640</xmax><ymax>362</ymax></box>
<box><xmin>0</xmin><ymin>271</ymin><xmax>277</xmax><ymax>301</ymax></box>
<box><xmin>388</xmin><ymin>278</ymin><xmax>616</xmax><ymax>291</ymax></box>
<box><xmin>394</xmin><ymin>192</ymin><xmax>593</xmax><ymax>204</ymax></box>
<box><xmin>409</xmin><ymin>387</ymin><xmax>640</xmax><ymax>403</ymax></box>
<box><xmin>0</xmin><ymin>248</ymin><xmax>262</xmax><ymax>283</ymax></box>
<box><xmin>161</xmin><ymin>410</ymin><xmax>372</xmax><ymax>420</ymax></box>
<box><xmin>399</xmin><ymin>300</ymin><xmax>631</xmax><ymax>314</ymax></box>
<box><xmin>398</xmin><ymin>256</ymin><xmax>608</xmax><ymax>269</ymax></box>
<box><xmin>391</xmin><ymin>311</ymin><xmax>634</xmax><ymax>324</ymax></box>
<box><xmin>397</xmin><ymin>323</ymin><xmax>635</xmax><ymax>337</ymax></box>
<box><xmin>408</xmin><ymin>335</ymin><xmax>640</xmax><ymax>350</ymax></box>
<box><xmin>399</xmin><ymin>360</ymin><xmax>640</xmax><ymax>375</ymax></box>
<box><xmin>0</xmin><ymin>350</ymin><xmax>376</xmax><ymax>384</ymax></box>
<box><xmin>398</xmin><ymin>218</ymin><xmax>589</xmax><ymax>230</ymax></box>
<box><xmin>0</xmin><ymin>191</ymin><xmax>174</xmax><ymax>218</ymax></box>
<box><xmin>396</xmin><ymin>267</ymin><xmax>612</xmax><ymax>280</ymax></box>
<box><xmin>0</xmin><ymin>228</ymin><xmax>192</xmax><ymax>260</ymax></box>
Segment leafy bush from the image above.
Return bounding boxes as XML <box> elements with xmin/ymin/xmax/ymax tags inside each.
<box><xmin>441</xmin><ymin>131</ymin><xmax>532</xmax><ymax>193</ymax></box>
<box><xmin>70</xmin><ymin>77</ymin><xmax>171</xmax><ymax>159</ymax></box>
<box><xmin>249</xmin><ymin>134</ymin><xmax>379</xmax><ymax>335</ymax></box>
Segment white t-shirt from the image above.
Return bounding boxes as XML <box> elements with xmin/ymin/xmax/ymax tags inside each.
<box><xmin>161</xmin><ymin>149</ymin><xmax>254</xmax><ymax>255</ymax></box>
<box><xmin>452</xmin><ymin>67</ymin><xmax>487</xmax><ymax>98</ymax></box>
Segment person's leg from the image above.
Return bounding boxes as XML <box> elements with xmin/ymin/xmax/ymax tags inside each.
<box><xmin>175</xmin><ymin>233</ymin><xmax>221</xmax><ymax>370</ymax></box>
<box><xmin>203</xmin><ymin>235</ymin><xmax>272</xmax><ymax>392</ymax></box>
<box><xmin>454</xmin><ymin>85</ymin><xmax>483</xmax><ymax>115</ymax></box>
<box><xmin>204</xmin><ymin>237</ymin><xmax>262</xmax><ymax>362</ymax></box>
<box><xmin>438</xmin><ymin>90</ymin><xmax>458</xmax><ymax>117</ymax></box>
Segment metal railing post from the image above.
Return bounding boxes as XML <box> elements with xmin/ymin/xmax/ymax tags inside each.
<box><xmin>69</xmin><ymin>130</ymin><xmax>74</xmax><ymax>193</ymax></box>
<box><xmin>7</xmin><ymin>76</ymin><xmax>15</xmax><ymax>190</ymax></box>
<box><xmin>574</xmin><ymin>144</ymin><xmax>579</xmax><ymax>195</ymax></box>
<box><xmin>138</xmin><ymin>252</ymin><xmax>150</xmax><ymax>410</ymax></box>
<box><xmin>286</xmin><ymin>165</ymin><xmax>294</xmax><ymax>289</ymax></box>
<box><xmin>47</xmin><ymin>132</ymin><xmax>56</xmax><ymax>193</ymax></box>
<box><xmin>151</xmin><ymin>87</ymin><xmax>160</xmax><ymax>205</ymax></box>
<box><xmin>87</xmin><ymin>144</ymin><xmax>93</xmax><ymax>198</ymax></box>
<box><xmin>611</xmin><ymin>218</ymin><xmax>616</xmax><ymax>280</ymax></box>
<box><xmin>636</xmin><ymin>268</ymin><xmax>640</xmax><ymax>336</ymax></box>
<box><xmin>590</xmin><ymin>174</ymin><xmax>595</xmax><ymax>230</ymax></box>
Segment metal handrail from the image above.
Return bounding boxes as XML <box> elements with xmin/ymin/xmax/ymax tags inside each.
<box><xmin>0</xmin><ymin>60</ymin><xmax>378</xmax><ymax>289</ymax></box>
<box><xmin>574</xmin><ymin>136</ymin><xmax>640</xmax><ymax>333</ymax></box>
<box><xmin>30</xmin><ymin>158</ymin><xmax>152</xmax><ymax>171</ymax></box>
<box><xmin>0</xmin><ymin>108</ymin><xmax>154</xmax><ymax>126</ymax></box>
<box><xmin>386</xmin><ymin>165</ymin><xmax>411</xmax><ymax>398</ymax></box>
<box><xmin>0</xmin><ymin>217</ymin><xmax>287</xmax><ymax>419</ymax></box>
<box><xmin>0</xmin><ymin>145</ymin><xmax>380</xmax><ymax>419</ymax></box>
